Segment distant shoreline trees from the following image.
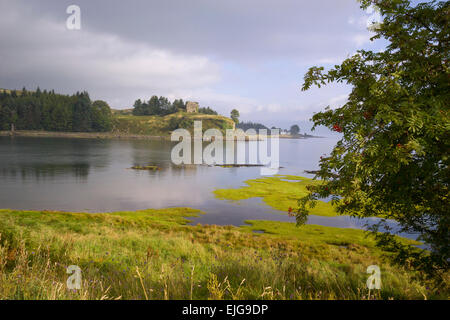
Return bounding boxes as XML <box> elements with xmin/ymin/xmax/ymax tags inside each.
<box><xmin>0</xmin><ymin>88</ymin><xmax>233</xmax><ymax>133</ymax></box>
<box><xmin>230</xmin><ymin>109</ymin><xmax>240</xmax><ymax>124</ymax></box>
<box><xmin>236</xmin><ymin>121</ymin><xmax>269</xmax><ymax>131</ymax></box>
<box><xmin>290</xmin><ymin>124</ymin><xmax>300</xmax><ymax>135</ymax></box>
<box><xmin>0</xmin><ymin>88</ymin><xmax>113</xmax><ymax>132</ymax></box>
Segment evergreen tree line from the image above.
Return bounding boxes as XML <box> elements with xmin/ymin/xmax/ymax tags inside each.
<box><xmin>198</xmin><ymin>107</ymin><xmax>218</xmax><ymax>115</ymax></box>
<box><xmin>132</xmin><ymin>96</ymin><xmax>219</xmax><ymax>116</ymax></box>
<box><xmin>132</xmin><ymin>96</ymin><xmax>184</xmax><ymax>116</ymax></box>
<box><xmin>236</xmin><ymin>121</ymin><xmax>269</xmax><ymax>131</ymax></box>
<box><xmin>0</xmin><ymin>88</ymin><xmax>113</xmax><ymax>132</ymax></box>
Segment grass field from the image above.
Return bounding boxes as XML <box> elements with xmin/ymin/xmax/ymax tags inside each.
<box><xmin>0</xmin><ymin>208</ymin><xmax>446</xmax><ymax>300</ymax></box>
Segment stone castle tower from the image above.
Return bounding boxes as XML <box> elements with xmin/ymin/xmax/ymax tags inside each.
<box><xmin>186</xmin><ymin>101</ymin><xmax>199</xmax><ymax>113</ymax></box>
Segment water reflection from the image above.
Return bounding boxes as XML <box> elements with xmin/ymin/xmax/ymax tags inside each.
<box><xmin>0</xmin><ymin>162</ymin><xmax>90</xmax><ymax>181</ymax></box>
<box><xmin>0</xmin><ymin>136</ymin><xmax>337</xmax><ymax>215</ymax></box>
<box><xmin>0</xmin><ymin>137</ymin><xmax>113</xmax><ymax>181</ymax></box>
<box><xmin>1</xmin><ymin>135</ymin><xmax>415</xmax><ymax>240</ymax></box>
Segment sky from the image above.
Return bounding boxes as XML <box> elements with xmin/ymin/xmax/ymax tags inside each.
<box><xmin>0</xmin><ymin>0</ymin><xmax>385</xmax><ymax>134</ymax></box>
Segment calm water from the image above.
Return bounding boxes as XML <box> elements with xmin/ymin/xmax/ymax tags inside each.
<box><xmin>0</xmin><ymin>136</ymin><xmax>410</xmax><ymax>237</ymax></box>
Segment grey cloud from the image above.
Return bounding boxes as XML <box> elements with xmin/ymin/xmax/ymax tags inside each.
<box><xmin>0</xmin><ymin>1</ymin><xmax>222</xmax><ymax>107</ymax></box>
<box><xmin>11</xmin><ymin>0</ymin><xmax>369</xmax><ymax>61</ymax></box>
<box><xmin>0</xmin><ymin>0</ymin><xmax>373</xmax><ymax>128</ymax></box>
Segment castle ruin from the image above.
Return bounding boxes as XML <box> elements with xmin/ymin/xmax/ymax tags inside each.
<box><xmin>186</xmin><ymin>101</ymin><xmax>199</xmax><ymax>113</ymax></box>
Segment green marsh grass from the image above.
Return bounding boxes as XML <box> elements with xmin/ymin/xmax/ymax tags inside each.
<box><xmin>0</xmin><ymin>208</ymin><xmax>447</xmax><ymax>300</ymax></box>
<box><xmin>214</xmin><ymin>175</ymin><xmax>338</xmax><ymax>216</ymax></box>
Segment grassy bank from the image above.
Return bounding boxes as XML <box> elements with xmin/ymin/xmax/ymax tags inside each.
<box><xmin>112</xmin><ymin>112</ymin><xmax>235</xmax><ymax>136</ymax></box>
<box><xmin>0</xmin><ymin>130</ymin><xmax>170</xmax><ymax>140</ymax></box>
<box><xmin>0</xmin><ymin>208</ymin><xmax>445</xmax><ymax>300</ymax></box>
<box><xmin>214</xmin><ymin>175</ymin><xmax>339</xmax><ymax>216</ymax></box>
<box><xmin>0</xmin><ymin>111</ymin><xmax>236</xmax><ymax>140</ymax></box>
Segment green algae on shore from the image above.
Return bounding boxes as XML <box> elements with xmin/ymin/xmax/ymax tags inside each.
<box><xmin>214</xmin><ymin>175</ymin><xmax>339</xmax><ymax>217</ymax></box>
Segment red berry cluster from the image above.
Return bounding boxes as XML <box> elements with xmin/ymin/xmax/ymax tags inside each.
<box><xmin>288</xmin><ymin>207</ymin><xmax>295</xmax><ymax>217</ymax></box>
<box><xmin>333</xmin><ymin>123</ymin><xmax>343</xmax><ymax>132</ymax></box>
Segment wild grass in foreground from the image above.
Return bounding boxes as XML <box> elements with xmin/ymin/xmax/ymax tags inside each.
<box><xmin>0</xmin><ymin>208</ymin><xmax>447</xmax><ymax>300</ymax></box>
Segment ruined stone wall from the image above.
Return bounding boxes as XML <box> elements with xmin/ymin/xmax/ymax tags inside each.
<box><xmin>186</xmin><ymin>101</ymin><xmax>199</xmax><ymax>113</ymax></box>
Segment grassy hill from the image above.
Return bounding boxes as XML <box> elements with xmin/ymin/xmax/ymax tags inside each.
<box><xmin>112</xmin><ymin>111</ymin><xmax>235</xmax><ymax>136</ymax></box>
<box><xmin>0</xmin><ymin>87</ymin><xmax>235</xmax><ymax>137</ymax></box>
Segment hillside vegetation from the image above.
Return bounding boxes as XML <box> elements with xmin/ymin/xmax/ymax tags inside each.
<box><xmin>0</xmin><ymin>89</ymin><xmax>113</xmax><ymax>132</ymax></box>
<box><xmin>0</xmin><ymin>88</ymin><xmax>235</xmax><ymax>137</ymax></box>
<box><xmin>112</xmin><ymin>111</ymin><xmax>235</xmax><ymax>136</ymax></box>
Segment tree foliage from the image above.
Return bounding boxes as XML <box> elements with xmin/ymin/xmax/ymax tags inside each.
<box><xmin>290</xmin><ymin>124</ymin><xmax>300</xmax><ymax>135</ymax></box>
<box><xmin>132</xmin><ymin>95</ymin><xmax>180</xmax><ymax>116</ymax></box>
<box><xmin>167</xmin><ymin>117</ymin><xmax>194</xmax><ymax>131</ymax></box>
<box><xmin>173</xmin><ymin>99</ymin><xmax>186</xmax><ymax>111</ymax></box>
<box><xmin>298</xmin><ymin>0</ymin><xmax>449</xmax><ymax>280</ymax></box>
<box><xmin>0</xmin><ymin>88</ymin><xmax>113</xmax><ymax>132</ymax></box>
<box><xmin>236</xmin><ymin>121</ymin><xmax>269</xmax><ymax>131</ymax></box>
<box><xmin>198</xmin><ymin>106</ymin><xmax>218</xmax><ymax>115</ymax></box>
<box><xmin>92</xmin><ymin>100</ymin><xmax>113</xmax><ymax>132</ymax></box>
<box><xmin>230</xmin><ymin>109</ymin><xmax>240</xmax><ymax>124</ymax></box>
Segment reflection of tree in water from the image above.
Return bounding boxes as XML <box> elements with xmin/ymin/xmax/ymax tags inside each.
<box><xmin>0</xmin><ymin>162</ymin><xmax>90</xmax><ymax>181</ymax></box>
<box><xmin>129</xmin><ymin>140</ymin><xmax>205</xmax><ymax>178</ymax></box>
<box><xmin>130</xmin><ymin>139</ymin><xmax>172</xmax><ymax>171</ymax></box>
<box><xmin>0</xmin><ymin>136</ymin><xmax>113</xmax><ymax>181</ymax></box>
<box><xmin>169</xmin><ymin>164</ymin><xmax>198</xmax><ymax>178</ymax></box>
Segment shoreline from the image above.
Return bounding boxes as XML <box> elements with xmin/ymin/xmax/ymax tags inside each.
<box><xmin>0</xmin><ymin>130</ymin><xmax>325</xmax><ymax>141</ymax></box>
<box><xmin>279</xmin><ymin>134</ymin><xmax>324</xmax><ymax>139</ymax></box>
<box><xmin>0</xmin><ymin>130</ymin><xmax>170</xmax><ymax>140</ymax></box>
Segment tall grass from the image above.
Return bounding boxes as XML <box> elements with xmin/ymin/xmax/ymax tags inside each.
<box><xmin>0</xmin><ymin>209</ymin><xmax>447</xmax><ymax>300</ymax></box>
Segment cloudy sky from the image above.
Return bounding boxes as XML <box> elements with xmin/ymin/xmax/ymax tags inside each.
<box><xmin>0</xmin><ymin>0</ymin><xmax>384</xmax><ymax>133</ymax></box>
